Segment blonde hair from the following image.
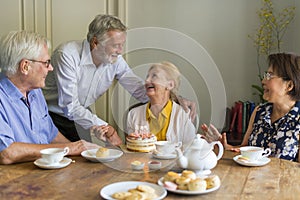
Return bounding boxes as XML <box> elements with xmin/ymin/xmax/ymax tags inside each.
<box><xmin>149</xmin><ymin>61</ymin><xmax>181</xmax><ymax>101</ymax></box>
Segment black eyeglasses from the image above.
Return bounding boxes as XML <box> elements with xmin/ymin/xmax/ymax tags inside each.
<box><xmin>28</xmin><ymin>59</ymin><xmax>51</xmax><ymax>68</ymax></box>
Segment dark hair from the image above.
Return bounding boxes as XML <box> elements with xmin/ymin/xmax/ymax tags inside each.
<box><xmin>268</xmin><ymin>52</ymin><xmax>300</xmax><ymax>100</ymax></box>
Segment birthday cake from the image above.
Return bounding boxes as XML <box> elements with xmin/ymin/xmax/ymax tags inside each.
<box><xmin>126</xmin><ymin>132</ymin><xmax>157</xmax><ymax>153</ymax></box>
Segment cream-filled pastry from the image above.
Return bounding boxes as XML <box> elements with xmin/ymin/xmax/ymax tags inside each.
<box><xmin>163</xmin><ymin>171</ymin><xmax>180</xmax><ymax>182</ymax></box>
<box><xmin>205</xmin><ymin>175</ymin><xmax>221</xmax><ymax>189</ymax></box>
<box><xmin>181</xmin><ymin>170</ymin><xmax>196</xmax><ymax>180</ymax></box>
<box><xmin>188</xmin><ymin>178</ymin><xmax>207</xmax><ymax>191</ymax></box>
<box><xmin>175</xmin><ymin>177</ymin><xmax>191</xmax><ymax>190</ymax></box>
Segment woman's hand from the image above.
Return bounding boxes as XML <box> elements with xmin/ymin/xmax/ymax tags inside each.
<box><xmin>200</xmin><ymin>124</ymin><xmax>222</xmax><ymax>143</ymax></box>
<box><xmin>220</xmin><ymin>132</ymin><xmax>239</xmax><ymax>152</ymax></box>
<box><xmin>200</xmin><ymin>124</ymin><xmax>238</xmax><ymax>151</ymax></box>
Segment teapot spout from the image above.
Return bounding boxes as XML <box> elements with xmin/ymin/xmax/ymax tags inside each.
<box><xmin>175</xmin><ymin>148</ymin><xmax>188</xmax><ymax>169</ymax></box>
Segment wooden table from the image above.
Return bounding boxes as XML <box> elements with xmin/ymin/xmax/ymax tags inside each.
<box><xmin>0</xmin><ymin>150</ymin><xmax>299</xmax><ymax>200</ymax></box>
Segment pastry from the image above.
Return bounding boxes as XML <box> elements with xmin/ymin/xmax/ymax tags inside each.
<box><xmin>112</xmin><ymin>185</ymin><xmax>157</xmax><ymax>200</ymax></box>
<box><xmin>188</xmin><ymin>178</ymin><xmax>207</xmax><ymax>191</ymax></box>
<box><xmin>124</xmin><ymin>192</ymin><xmax>146</xmax><ymax>200</ymax></box>
<box><xmin>136</xmin><ymin>185</ymin><xmax>155</xmax><ymax>194</ymax></box>
<box><xmin>238</xmin><ymin>156</ymin><xmax>250</xmax><ymax>162</ymax></box>
<box><xmin>127</xmin><ymin>189</ymin><xmax>143</xmax><ymax>195</ymax></box>
<box><xmin>163</xmin><ymin>171</ymin><xmax>180</xmax><ymax>182</ymax></box>
<box><xmin>143</xmin><ymin>191</ymin><xmax>158</xmax><ymax>200</ymax></box>
<box><xmin>161</xmin><ymin>171</ymin><xmax>221</xmax><ymax>192</ymax></box>
<box><xmin>175</xmin><ymin>177</ymin><xmax>191</xmax><ymax>190</ymax></box>
<box><xmin>111</xmin><ymin>191</ymin><xmax>132</xmax><ymax>199</ymax></box>
<box><xmin>205</xmin><ymin>175</ymin><xmax>221</xmax><ymax>189</ymax></box>
<box><xmin>181</xmin><ymin>170</ymin><xmax>196</xmax><ymax>180</ymax></box>
<box><xmin>96</xmin><ymin>147</ymin><xmax>109</xmax><ymax>157</ymax></box>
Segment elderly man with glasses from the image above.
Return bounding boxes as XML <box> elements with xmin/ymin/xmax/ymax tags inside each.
<box><xmin>0</xmin><ymin>30</ymin><xmax>99</xmax><ymax>164</ymax></box>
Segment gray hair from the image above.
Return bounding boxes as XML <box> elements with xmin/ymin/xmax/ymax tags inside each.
<box><xmin>0</xmin><ymin>30</ymin><xmax>50</xmax><ymax>76</ymax></box>
<box><xmin>149</xmin><ymin>61</ymin><xmax>181</xmax><ymax>101</ymax></box>
<box><xmin>87</xmin><ymin>14</ymin><xmax>127</xmax><ymax>44</ymax></box>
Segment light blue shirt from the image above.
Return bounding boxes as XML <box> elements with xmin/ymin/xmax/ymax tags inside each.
<box><xmin>0</xmin><ymin>74</ymin><xmax>58</xmax><ymax>152</ymax></box>
<box><xmin>43</xmin><ymin>39</ymin><xmax>148</xmax><ymax>129</ymax></box>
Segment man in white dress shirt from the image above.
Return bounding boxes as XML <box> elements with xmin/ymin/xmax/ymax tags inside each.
<box><xmin>43</xmin><ymin>14</ymin><xmax>196</xmax><ymax>145</ymax></box>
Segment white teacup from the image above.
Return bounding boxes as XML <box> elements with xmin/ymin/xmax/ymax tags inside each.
<box><xmin>240</xmin><ymin>146</ymin><xmax>271</xmax><ymax>161</ymax></box>
<box><xmin>40</xmin><ymin>147</ymin><xmax>69</xmax><ymax>164</ymax></box>
<box><xmin>155</xmin><ymin>141</ymin><xmax>182</xmax><ymax>155</ymax></box>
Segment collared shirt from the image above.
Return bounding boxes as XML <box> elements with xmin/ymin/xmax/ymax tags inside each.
<box><xmin>146</xmin><ymin>100</ymin><xmax>172</xmax><ymax>141</ymax></box>
<box><xmin>43</xmin><ymin>39</ymin><xmax>148</xmax><ymax>129</ymax></box>
<box><xmin>0</xmin><ymin>74</ymin><xmax>58</xmax><ymax>152</ymax></box>
<box><xmin>249</xmin><ymin>102</ymin><xmax>300</xmax><ymax>161</ymax></box>
<box><xmin>127</xmin><ymin>101</ymin><xmax>196</xmax><ymax>149</ymax></box>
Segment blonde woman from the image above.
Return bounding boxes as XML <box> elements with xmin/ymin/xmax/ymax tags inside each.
<box><xmin>126</xmin><ymin>62</ymin><xmax>196</xmax><ymax>149</ymax></box>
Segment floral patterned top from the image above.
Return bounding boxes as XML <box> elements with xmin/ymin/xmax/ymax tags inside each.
<box><xmin>248</xmin><ymin>101</ymin><xmax>300</xmax><ymax>161</ymax></box>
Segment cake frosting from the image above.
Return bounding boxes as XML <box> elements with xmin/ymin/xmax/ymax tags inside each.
<box><xmin>126</xmin><ymin>132</ymin><xmax>157</xmax><ymax>152</ymax></box>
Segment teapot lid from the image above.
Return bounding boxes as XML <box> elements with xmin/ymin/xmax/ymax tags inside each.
<box><xmin>190</xmin><ymin>134</ymin><xmax>211</xmax><ymax>150</ymax></box>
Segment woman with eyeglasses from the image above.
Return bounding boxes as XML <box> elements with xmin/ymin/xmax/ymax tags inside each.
<box><xmin>202</xmin><ymin>53</ymin><xmax>300</xmax><ymax>162</ymax></box>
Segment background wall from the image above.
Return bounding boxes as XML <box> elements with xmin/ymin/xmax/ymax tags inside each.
<box><xmin>121</xmin><ymin>0</ymin><xmax>300</xmax><ymax>129</ymax></box>
<box><xmin>0</xmin><ymin>0</ymin><xmax>299</xmax><ymax>132</ymax></box>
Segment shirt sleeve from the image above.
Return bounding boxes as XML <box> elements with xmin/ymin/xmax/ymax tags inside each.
<box><xmin>0</xmin><ymin>117</ymin><xmax>15</xmax><ymax>152</ymax></box>
<box><xmin>52</xmin><ymin>50</ymin><xmax>107</xmax><ymax>129</ymax></box>
<box><xmin>115</xmin><ymin>57</ymin><xmax>149</xmax><ymax>103</ymax></box>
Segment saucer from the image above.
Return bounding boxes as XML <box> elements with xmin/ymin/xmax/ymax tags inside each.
<box><xmin>34</xmin><ymin>157</ymin><xmax>72</xmax><ymax>169</ymax></box>
<box><xmin>81</xmin><ymin>148</ymin><xmax>123</xmax><ymax>162</ymax></box>
<box><xmin>152</xmin><ymin>152</ymin><xmax>177</xmax><ymax>160</ymax></box>
<box><xmin>233</xmin><ymin>155</ymin><xmax>271</xmax><ymax>167</ymax></box>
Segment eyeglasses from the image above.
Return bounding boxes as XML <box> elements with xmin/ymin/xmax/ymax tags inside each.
<box><xmin>28</xmin><ymin>59</ymin><xmax>51</xmax><ymax>68</ymax></box>
<box><xmin>263</xmin><ymin>72</ymin><xmax>281</xmax><ymax>81</ymax></box>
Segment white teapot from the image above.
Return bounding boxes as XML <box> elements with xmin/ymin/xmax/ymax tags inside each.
<box><xmin>175</xmin><ymin>134</ymin><xmax>224</xmax><ymax>175</ymax></box>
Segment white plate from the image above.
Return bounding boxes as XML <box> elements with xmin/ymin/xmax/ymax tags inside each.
<box><xmin>233</xmin><ymin>155</ymin><xmax>271</xmax><ymax>167</ymax></box>
<box><xmin>100</xmin><ymin>181</ymin><xmax>167</xmax><ymax>200</ymax></box>
<box><xmin>81</xmin><ymin>148</ymin><xmax>123</xmax><ymax>162</ymax></box>
<box><xmin>34</xmin><ymin>157</ymin><xmax>72</xmax><ymax>169</ymax></box>
<box><xmin>152</xmin><ymin>152</ymin><xmax>177</xmax><ymax>160</ymax></box>
<box><xmin>157</xmin><ymin>177</ymin><xmax>220</xmax><ymax>195</ymax></box>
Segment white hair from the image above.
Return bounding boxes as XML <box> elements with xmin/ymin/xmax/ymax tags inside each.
<box><xmin>0</xmin><ymin>30</ymin><xmax>50</xmax><ymax>76</ymax></box>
